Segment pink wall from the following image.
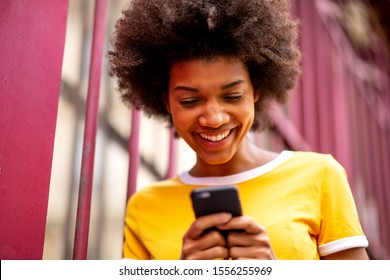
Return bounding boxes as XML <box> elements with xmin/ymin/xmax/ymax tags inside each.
<box><xmin>0</xmin><ymin>0</ymin><xmax>68</xmax><ymax>259</ymax></box>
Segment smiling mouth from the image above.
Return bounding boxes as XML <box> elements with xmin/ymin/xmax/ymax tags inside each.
<box><xmin>199</xmin><ymin>130</ymin><xmax>231</xmax><ymax>142</ymax></box>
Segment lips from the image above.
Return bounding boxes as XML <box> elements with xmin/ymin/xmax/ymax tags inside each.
<box><xmin>199</xmin><ymin>130</ymin><xmax>231</xmax><ymax>142</ymax></box>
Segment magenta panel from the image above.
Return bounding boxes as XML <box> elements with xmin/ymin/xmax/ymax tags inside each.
<box><xmin>0</xmin><ymin>0</ymin><xmax>68</xmax><ymax>259</ymax></box>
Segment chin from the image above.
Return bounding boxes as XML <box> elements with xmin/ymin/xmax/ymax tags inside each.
<box><xmin>200</xmin><ymin>154</ymin><xmax>233</xmax><ymax>166</ymax></box>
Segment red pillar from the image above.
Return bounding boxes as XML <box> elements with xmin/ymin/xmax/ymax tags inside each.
<box><xmin>0</xmin><ymin>0</ymin><xmax>68</xmax><ymax>259</ymax></box>
<box><xmin>73</xmin><ymin>0</ymin><xmax>108</xmax><ymax>260</ymax></box>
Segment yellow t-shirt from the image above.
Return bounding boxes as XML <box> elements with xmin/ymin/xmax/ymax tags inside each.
<box><xmin>123</xmin><ymin>151</ymin><xmax>368</xmax><ymax>259</ymax></box>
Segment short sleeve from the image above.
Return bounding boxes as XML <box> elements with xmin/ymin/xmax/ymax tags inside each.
<box><xmin>317</xmin><ymin>155</ymin><xmax>368</xmax><ymax>256</ymax></box>
<box><xmin>123</xmin><ymin>194</ymin><xmax>151</xmax><ymax>260</ymax></box>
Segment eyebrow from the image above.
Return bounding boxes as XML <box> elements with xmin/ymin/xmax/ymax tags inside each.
<box><xmin>173</xmin><ymin>86</ymin><xmax>199</xmax><ymax>92</ymax></box>
<box><xmin>173</xmin><ymin>79</ymin><xmax>245</xmax><ymax>92</ymax></box>
<box><xmin>221</xmin><ymin>79</ymin><xmax>245</xmax><ymax>90</ymax></box>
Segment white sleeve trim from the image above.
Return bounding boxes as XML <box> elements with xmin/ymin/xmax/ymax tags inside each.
<box><xmin>318</xmin><ymin>236</ymin><xmax>369</xmax><ymax>256</ymax></box>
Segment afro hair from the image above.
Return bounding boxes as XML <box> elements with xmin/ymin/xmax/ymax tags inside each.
<box><xmin>109</xmin><ymin>0</ymin><xmax>301</xmax><ymax>130</ymax></box>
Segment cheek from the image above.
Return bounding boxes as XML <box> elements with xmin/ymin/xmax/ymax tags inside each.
<box><xmin>170</xmin><ymin>109</ymin><xmax>191</xmax><ymax>132</ymax></box>
<box><xmin>239</xmin><ymin>102</ymin><xmax>256</xmax><ymax>122</ymax></box>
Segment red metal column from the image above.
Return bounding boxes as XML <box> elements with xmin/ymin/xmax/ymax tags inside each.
<box><xmin>0</xmin><ymin>0</ymin><xmax>68</xmax><ymax>259</ymax></box>
<box><xmin>73</xmin><ymin>0</ymin><xmax>108</xmax><ymax>260</ymax></box>
<box><xmin>165</xmin><ymin>127</ymin><xmax>178</xmax><ymax>179</ymax></box>
<box><xmin>126</xmin><ymin>109</ymin><xmax>141</xmax><ymax>202</ymax></box>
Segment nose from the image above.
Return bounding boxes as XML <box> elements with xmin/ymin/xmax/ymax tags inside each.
<box><xmin>198</xmin><ymin>103</ymin><xmax>230</xmax><ymax>128</ymax></box>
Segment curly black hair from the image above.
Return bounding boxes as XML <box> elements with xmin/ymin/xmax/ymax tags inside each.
<box><xmin>109</xmin><ymin>0</ymin><xmax>301</xmax><ymax>130</ymax></box>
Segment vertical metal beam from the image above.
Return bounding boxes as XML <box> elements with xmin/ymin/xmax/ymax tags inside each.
<box><xmin>165</xmin><ymin>127</ymin><xmax>178</xmax><ymax>179</ymax></box>
<box><xmin>126</xmin><ymin>109</ymin><xmax>141</xmax><ymax>202</ymax></box>
<box><xmin>73</xmin><ymin>0</ymin><xmax>108</xmax><ymax>260</ymax></box>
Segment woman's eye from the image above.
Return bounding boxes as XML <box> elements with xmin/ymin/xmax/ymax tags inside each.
<box><xmin>224</xmin><ymin>95</ymin><xmax>243</xmax><ymax>102</ymax></box>
<box><xmin>179</xmin><ymin>99</ymin><xmax>199</xmax><ymax>106</ymax></box>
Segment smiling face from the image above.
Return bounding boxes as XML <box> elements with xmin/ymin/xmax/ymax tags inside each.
<box><xmin>166</xmin><ymin>56</ymin><xmax>259</xmax><ymax>175</ymax></box>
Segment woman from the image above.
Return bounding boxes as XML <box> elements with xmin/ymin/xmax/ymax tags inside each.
<box><xmin>109</xmin><ymin>0</ymin><xmax>369</xmax><ymax>260</ymax></box>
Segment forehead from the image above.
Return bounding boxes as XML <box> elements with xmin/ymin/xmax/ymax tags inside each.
<box><xmin>169</xmin><ymin>56</ymin><xmax>250</xmax><ymax>84</ymax></box>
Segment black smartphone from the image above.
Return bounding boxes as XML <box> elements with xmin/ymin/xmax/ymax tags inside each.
<box><xmin>191</xmin><ymin>185</ymin><xmax>243</xmax><ymax>218</ymax></box>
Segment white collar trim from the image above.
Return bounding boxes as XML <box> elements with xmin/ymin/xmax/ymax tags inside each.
<box><xmin>179</xmin><ymin>150</ymin><xmax>293</xmax><ymax>186</ymax></box>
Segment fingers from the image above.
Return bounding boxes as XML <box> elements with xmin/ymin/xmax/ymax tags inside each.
<box><xmin>181</xmin><ymin>213</ymin><xmax>232</xmax><ymax>260</ymax></box>
<box><xmin>217</xmin><ymin>216</ymin><xmax>277</xmax><ymax>260</ymax></box>
<box><xmin>181</xmin><ymin>228</ymin><xmax>229</xmax><ymax>260</ymax></box>
<box><xmin>182</xmin><ymin>233</ymin><xmax>229</xmax><ymax>260</ymax></box>
<box><xmin>217</xmin><ymin>216</ymin><xmax>264</xmax><ymax>234</ymax></box>
<box><xmin>186</xmin><ymin>213</ymin><xmax>232</xmax><ymax>239</ymax></box>
<box><xmin>229</xmin><ymin>242</ymin><xmax>276</xmax><ymax>260</ymax></box>
<box><xmin>227</xmin><ymin>230</ymin><xmax>268</xmax><ymax>247</ymax></box>
<box><xmin>182</xmin><ymin>215</ymin><xmax>277</xmax><ymax>260</ymax></box>
<box><xmin>183</xmin><ymin>229</ymin><xmax>225</xmax><ymax>250</ymax></box>
<box><xmin>185</xmin><ymin>246</ymin><xmax>229</xmax><ymax>260</ymax></box>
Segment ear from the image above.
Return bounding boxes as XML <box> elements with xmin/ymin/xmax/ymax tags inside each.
<box><xmin>253</xmin><ymin>90</ymin><xmax>260</xmax><ymax>103</ymax></box>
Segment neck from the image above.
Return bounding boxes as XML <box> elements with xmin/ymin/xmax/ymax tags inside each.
<box><xmin>189</xmin><ymin>139</ymin><xmax>277</xmax><ymax>177</ymax></box>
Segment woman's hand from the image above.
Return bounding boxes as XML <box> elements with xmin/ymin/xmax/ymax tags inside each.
<box><xmin>217</xmin><ymin>216</ymin><xmax>278</xmax><ymax>260</ymax></box>
<box><xmin>180</xmin><ymin>213</ymin><xmax>232</xmax><ymax>260</ymax></box>
<box><xmin>181</xmin><ymin>214</ymin><xmax>277</xmax><ymax>260</ymax></box>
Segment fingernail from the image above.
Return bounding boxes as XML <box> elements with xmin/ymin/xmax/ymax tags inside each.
<box><xmin>220</xmin><ymin>213</ymin><xmax>232</xmax><ymax>221</ymax></box>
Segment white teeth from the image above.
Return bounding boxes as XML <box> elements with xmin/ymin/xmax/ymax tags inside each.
<box><xmin>200</xmin><ymin>130</ymin><xmax>231</xmax><ymax>142</ymax></box>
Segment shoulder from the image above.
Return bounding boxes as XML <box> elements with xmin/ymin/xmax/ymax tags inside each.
<box><xmin>280</xmin><ymin>151</ymin><xmax>348</xmax><ymax>189</ymax></box>
<box><xmin>131</xmin><ymin>176</ymin><xmax>184</xmax><ymax>197</ymax></box>
<box><xmin>291</xmin><ymin>151</ymin><xmax>338</xmax><ymax>163</ymax></box>
<box><xmin>288</xmin><ymin>151</ymin><xmax>345</xmax><ymax>172</ymax></box>
<box><xmin>127</xmin><ymin>176</ymin><xmax>189</xmax><ymax>208</ymax></box>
